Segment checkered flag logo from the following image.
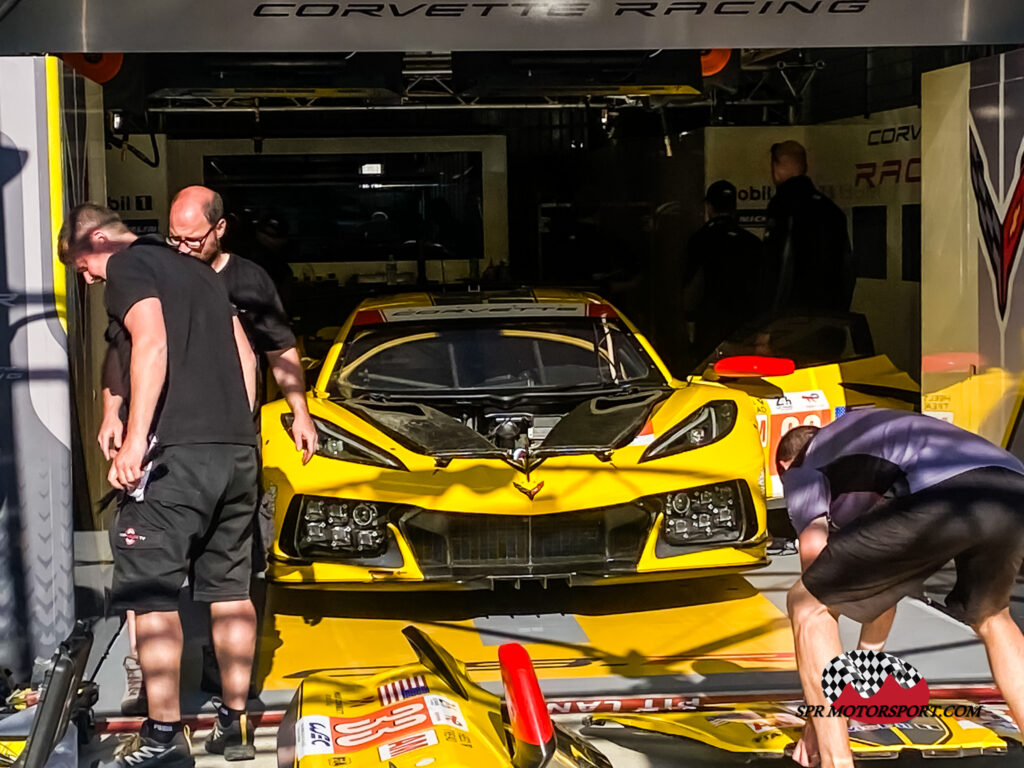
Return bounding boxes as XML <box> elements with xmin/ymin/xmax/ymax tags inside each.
<box><xmin>821</xmin><ymin>650</ymin><xmax>923</xmax><ymax>705</ymax></box>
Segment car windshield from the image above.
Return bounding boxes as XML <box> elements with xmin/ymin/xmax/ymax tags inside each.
<box><xmin>330</xmin><ymin>317</ymin><xmax>664</xmax><ymax>396</ymax></box>
<box><xmin>700</xmin><ymin>313</ymin><xmax>874</xmax><ymax>369</ymax></box>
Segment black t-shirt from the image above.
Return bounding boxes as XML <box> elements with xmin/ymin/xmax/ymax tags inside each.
<box><xmin>103</xmin><ymin>238</ymin><xmax>257</xmax><ymax>447</ymax></box>
<box><xmin>218</xmin><ymin>253</ymin><xmax>296</xmax><ymax>354</ymax></box>
<box><xmin>763</xmin><ymin>175</ymin><xmax>855</xmax><ymax>313</ymax></box>
<box><xmin>684</xmin><ymin>216</ymin><xmax>764</xmax><ymax>316</ymax></box>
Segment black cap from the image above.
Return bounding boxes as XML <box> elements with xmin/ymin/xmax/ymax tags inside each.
<box><xmin>705</xmin><ymin>180</ymin><xmax>737</xmax><ymax>214</ymax></box>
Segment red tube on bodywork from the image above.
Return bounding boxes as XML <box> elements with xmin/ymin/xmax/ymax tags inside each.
<box><xmin>500</xmin><ymin>643</ymin><xmax>554</xmax><ymax>748</ymax></box>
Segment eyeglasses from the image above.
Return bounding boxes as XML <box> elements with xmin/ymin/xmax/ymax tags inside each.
<box><xmin>167</xmin><ymin>222</ymin><xmax>217</xmax><ymax>252</ymax></box>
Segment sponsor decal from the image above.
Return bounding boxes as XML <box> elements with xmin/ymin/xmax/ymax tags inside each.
<box><xmin>923</xmin><ymin>410</ymin><xmax>954</xmax><ymax>424</ymax></box>
<box><xmin>312</xmin><ymin>695</ymin><xmax>469</xmax><ymax>756</ymax></box>
<box><xmin>547</xmin><ymin>696</ymin><xmax>700</xmax><ymax>714</ymax></box>
<box><xmin>426</xmin><ymin>695</ymin><xmax>468</xmax><ymax>731</ymax></box>
<box><xmin>378</xmin><ymin>675</ymin><xmax>430</xmax><ymax>705</ymax></box>
<box><xmin>119</xmin><ymin>527</ymin><xmax>147</xmax><ymax>547</ymax></box>
<box><xmin>377</xmin><ymin>730</ymin><xmax>438</xmax><ymax>760</ymax></box>
<box><xmin>765</xmin><ymin>389</ymin><xmax>832</xmax><ymax>487</ymax></box>
<box><xmin>513</xmin><ymin>480</ymin><xmax>544</xmax><ymax>500</ymax></box>
<box><xmin>443</xmin><ymin>731</ymin><xmax>473</xmax><ymax>747</ymax></box>
<box><xmin>628</xmin><ymin>420</ymin><xmax>656</xmax><ymax>447</ymax></box>
<box><xmin>296</xmin><ymin>715</ymin><xmax>334</xmax><ymax>759</ymax></box>
<box><xmin>331</xmin><ymin>697</ymin><xmax>432</xmax><ymax>753</ymax></box>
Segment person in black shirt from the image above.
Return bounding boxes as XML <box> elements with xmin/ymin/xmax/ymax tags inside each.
<box><xmin>59</xmin><ymin>204</ymin><xmax>259</xmax><ymax>768</ymax></box>
<box><xmin>682</xmin><ymin>180</ymin><xmax>764</xmax><ymax>363</ymax></box>
<box><xmin>763</xmin><ymin>141</ymin><xmax>855</xmax><ymax>314</ymax></box>
<box><xmin>99</xmin><ymin>186</ymin><xmax>317</xmax><ymax>463</ymax></box>
<box><xmin>99</xmin><ymin>187</ymin><xmax>318</xmax><ymax>733</ymax></box>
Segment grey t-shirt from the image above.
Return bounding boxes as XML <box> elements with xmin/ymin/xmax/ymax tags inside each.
<box><xmin>782</xmin><ymin>409</ymin><xmax>1024</xmax><ymax>534</ymax></box>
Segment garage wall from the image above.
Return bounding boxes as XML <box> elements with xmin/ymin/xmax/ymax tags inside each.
<box><xmin>705</xmin><ymin>114</ymin><xmax>922</xmax><ymax>377</ymax></box>
<box><xmin>922</xmin><ymin>50</ymin><xmax>1024</xmax><ymax>456</ymax></box>
<box><xmin>106</xmin><ymin>134</ymin><xmax>507</xmax><ymax>283</ymax></box>
<box><xmin>0</xmin><ymin>56</ymin><xmax>75</xmax><ymax>674</ymax></box>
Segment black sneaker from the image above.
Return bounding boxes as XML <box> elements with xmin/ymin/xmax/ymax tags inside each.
<box><xmin>100</xmin><ymin>729</ymin><xmax>193</xmax><ymax>768</ymax></box>
<box><xmin>204</xmin><ymin>713</ymin><xmax>256</xmax><ymax>761</ymax></box>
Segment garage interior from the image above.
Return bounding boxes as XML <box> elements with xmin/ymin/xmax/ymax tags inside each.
<box><xmin>4</xmin><ymin>4</ymin><xmax>1024</xmax><ymax>765</ymax></box>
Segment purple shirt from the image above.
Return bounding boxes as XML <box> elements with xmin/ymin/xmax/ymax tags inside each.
<box><xmin>782</xmin><ymin>409</ymin><xmax>1024</xmax><ymax>533</ymax></box>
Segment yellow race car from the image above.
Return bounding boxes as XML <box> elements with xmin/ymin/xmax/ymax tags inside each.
<box><xmin>695</xmin><ymin>311</ymin><xmax>920</xmax><ymax>503</ymax></box>
<box><xmin>262</xmin><ymin>289</ymin><xmax>768</xmax><ymax>589</ymax></box>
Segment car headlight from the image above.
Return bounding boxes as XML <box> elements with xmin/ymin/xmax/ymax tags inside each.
<box><xmin>282</xmin><ymin>414</ymin><xmax>407</xmax><ymax>470</ymax></box>
<box><xmin>653</xmin><ymin>480</ymin><xmax>746</xmax><ymax>545</ymax></box>
<box><xmin>639</xmin><ymin>400</ymin><xmax>738</xmax><ymax>462</ymax></box>
<box><xmin>295</xmin><ymin>495</ymin><xmax>389</xmax><ymax>558</ymax></box>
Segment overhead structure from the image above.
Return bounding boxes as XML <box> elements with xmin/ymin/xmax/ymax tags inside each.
<box><xmin>2</xmin><ymin>0</ymin><xmax>1024</xmax><ymax>53</ymax></box>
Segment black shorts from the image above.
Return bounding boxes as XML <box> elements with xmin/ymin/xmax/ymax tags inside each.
<box><xmin>803</xmin><ymin>466</ymin><xmax>1024</xmax><ymax>625</ymax></box>
<box><xmin>109</xmin><ymin>443</ymin><xmax>259</xmax><ymax>613</ymax></box>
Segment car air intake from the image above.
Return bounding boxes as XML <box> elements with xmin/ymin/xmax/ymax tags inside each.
<box><xmin>400</xmin><ymin>505</ymin><xmax>651</xmax><ymax>579</ymax></box>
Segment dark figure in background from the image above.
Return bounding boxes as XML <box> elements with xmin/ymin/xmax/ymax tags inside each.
<box><xmin>764</xmin><ymin>141</ymin><xmax>855</xmax><ymax>314</ymax></box>
<box><xmin>682</xmin><ymin>180</ymin><xmax>763</xmax><ymax>363</ymax></box>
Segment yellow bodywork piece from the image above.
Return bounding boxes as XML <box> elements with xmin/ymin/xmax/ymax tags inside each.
<box><xmin>590</xmin><ymin>701</ymin><xmax>1016</xmax><ymax>758</ymax></box>
<box><xmin>0</xmin><ymin>739</ymin><xmax>24</xmax><ymax>766</ymax></box>
<box><xmin>711</xmin><ymin>355</ymin><xmax>919</xmax><ymax>499</ymax></box>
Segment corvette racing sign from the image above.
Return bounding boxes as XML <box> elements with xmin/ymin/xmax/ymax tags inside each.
<box><xmin>2</xmin><ymin>0</ymin><xmax>1024</xmax><ymax>52</ymax></box>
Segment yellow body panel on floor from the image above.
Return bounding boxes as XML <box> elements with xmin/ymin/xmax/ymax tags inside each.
<box><xmin>590</xmin><ymin>701</ymin><xmax>1016</xmax><ymax>758</ymax></box>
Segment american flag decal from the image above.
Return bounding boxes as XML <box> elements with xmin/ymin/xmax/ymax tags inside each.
<box><xmin>377</xmin><ymin>729</ymin><xmax>438</xmax><ymax>760</ymax></box>
<box><xmin>378</xmin><ymin>675</ymin><xmax>429</xmax><ymax>705</ymax></box>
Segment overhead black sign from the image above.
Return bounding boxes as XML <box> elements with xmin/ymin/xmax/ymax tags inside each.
<box><xmin>1</xmin><ymin>0</ymin><xmax>1024</xmax><ymax>52</ymax></box>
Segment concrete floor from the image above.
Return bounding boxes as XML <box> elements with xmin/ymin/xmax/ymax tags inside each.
<box><xmin>73</xmin><ymin>532</ymin><xmax>1023</xmax><ymax>767</ymax></box>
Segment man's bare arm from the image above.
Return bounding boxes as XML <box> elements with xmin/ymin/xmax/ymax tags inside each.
<box><xmin>798</xmin><ymin>517</ymin><xmax>829</xmax><ymax>572</ymax></box>
<box><xmin>798</xmin><ymin>516</ymin><xmax>896</xmax><ymax>651</ymax></box>
<box><xmin>99</xmin><ymin>347</ymin><xmax>127</xmax><ymax>460</ymax></box>
<box><xmin>266</xmin><ymin>346</ymin><xmax>318</xmax><ymax>464</ymax></box>
<box><xmin>110</xmin><ymin>298</ymin><xmax>166</xmax><ymax>489</ymax></box>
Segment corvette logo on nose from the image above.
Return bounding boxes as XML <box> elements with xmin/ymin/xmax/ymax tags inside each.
<box><xmin>513</xmin><ymin>481</ymin><xmax>544</xmax><ymax>500</ymax></box>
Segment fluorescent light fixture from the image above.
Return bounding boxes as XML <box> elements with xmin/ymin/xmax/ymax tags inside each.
<box><xmin>360</xmin><ymin>163</ymin><xmax>383</xmax><ymax>176</ymax></box>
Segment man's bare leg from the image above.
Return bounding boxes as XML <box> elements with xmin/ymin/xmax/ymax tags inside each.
<box><xmin>788</xmin><ymin>580</ymin><xmax>854</xmax><ymax>768</ymax></box>
<box><xmin>858</xmin><ymin>606</ymin><xmax>897</xmax><ymax>652</ymax></box>
<box><xmin>974</xmin><ymin>608</ymin><xmax>1024</xmax><ymax>731</ymax></box>
<box><xmin>209</xmin><ymin>599</ymin><xmax>257</xmax><ymax>711</ymax></box>
<box><xmin>135</xmin><ymin>610</ymin><xmax>184</xmax><ymax>722</ymax></box>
